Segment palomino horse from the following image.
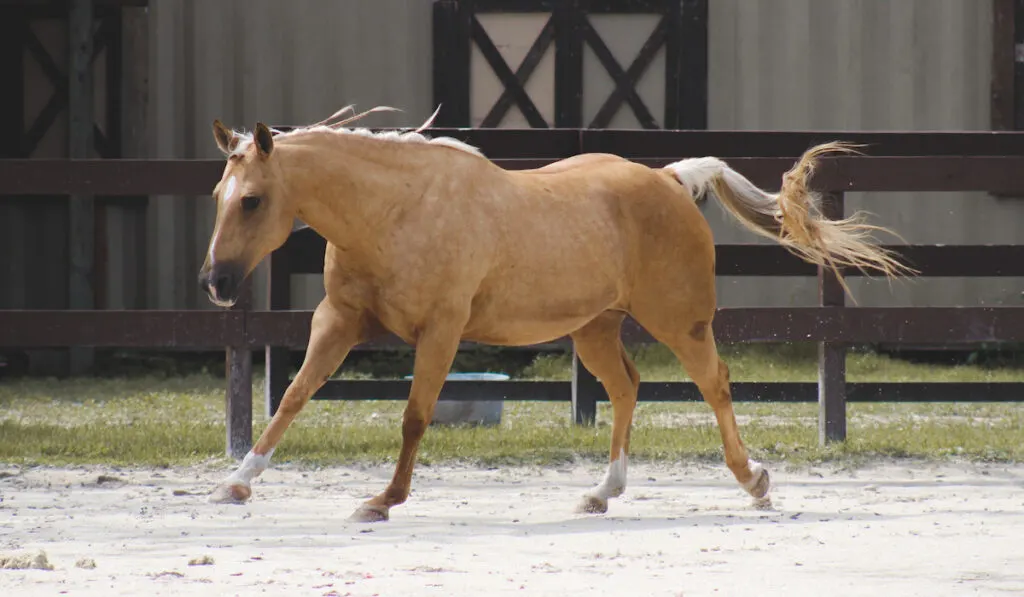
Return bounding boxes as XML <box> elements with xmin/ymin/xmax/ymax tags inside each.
<box><xmin>199</xmin><ymin>107</ymin><xmax>911</xmax><ymax>522</ymax></box>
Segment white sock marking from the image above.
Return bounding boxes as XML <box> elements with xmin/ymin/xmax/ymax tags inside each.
<box><xmin>224</xmin><ymin>448</ymin><xmax>274</xmax><ymax>487</ymax></box>
<box><xmin>741</xmin><ymin>459</ymin><xmax>765</xmax><ymax>492</ymax></box>
<box><xmin>589</xmin><ymin>449</ymin><xmax>628</xmax><ymax>500</ymax></box>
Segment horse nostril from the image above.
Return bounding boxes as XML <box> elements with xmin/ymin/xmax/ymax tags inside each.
<box><xmin>214</xmin><ymin>274</ymin><xmax>233</xmax><ymax>299</ymax></box>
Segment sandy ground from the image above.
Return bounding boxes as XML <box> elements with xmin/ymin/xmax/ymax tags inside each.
<box><xmin>1</xmin><ymin>459</ymin><xmax>1023</xmax><ymax>597</ymax></box>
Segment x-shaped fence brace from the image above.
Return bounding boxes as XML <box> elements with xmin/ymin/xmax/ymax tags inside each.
<box><xmin>19</xmin><ymin>14</ymin><xmax>118</xmax><ymax>158</ymax></box>
<box><xmin>472</xmin><ymin>9</ymin><xmax>669</xmax><ymax>128</ymax></box>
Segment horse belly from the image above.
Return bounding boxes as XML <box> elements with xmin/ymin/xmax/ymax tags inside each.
<box><xmin>462</xmin><ymin>280</ymin><xmax>620</xmax><ymax>346</ymax></box>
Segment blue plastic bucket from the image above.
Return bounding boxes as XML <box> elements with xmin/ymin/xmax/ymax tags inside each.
<box><xmin>404</xmin><ymin>372</ymin><xmax>509</xmax><ymax>426</ymax></box>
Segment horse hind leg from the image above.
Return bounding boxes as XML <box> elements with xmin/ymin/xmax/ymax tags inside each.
<box><xmin>641</xmin><ymin>315</ymin><xmax>772</xmax><ymax>509</ymax></box>
<box><xmin>570</xmin><ymin>312</ymin><xmax>640</xmax><ymax>514</ymax></box>
<box><xmin>680</xmin><ymin>325</ymin><xmax>771</xmax><ymax>507</ymax></box>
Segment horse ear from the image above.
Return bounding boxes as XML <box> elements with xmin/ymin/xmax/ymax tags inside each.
<box><xmin>254</xmin><ymin>122</ymin><xmax>274</xmax><ymax>157</ymax></box>
<box><xmin>212</xmin><ymin>119</ymin><xmax>239</xmax><ymax>155</ymax></box>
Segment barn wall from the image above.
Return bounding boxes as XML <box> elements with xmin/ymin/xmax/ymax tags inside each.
<box><xmin>464</xmin><ymin>1</ymin><xmax>1019</xmax><ymax>310</ymax></box>
<box><xmin>705</xmin><ymin>0</ymin><xmax>1022</xmax><ymax>308</ymax></box>
<box><xmin>11</xmin><ymin>1</ymin><xmax>1015</xmax><ymax>317</ymax></box>
<box><xmin>142</xmin><ymin>0</ymin><xmax>436</xmax><ymax>311</ymax></box>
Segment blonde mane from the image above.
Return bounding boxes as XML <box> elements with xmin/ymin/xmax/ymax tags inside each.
<box><xmin>227</xmin><ymin>105</ymin><xmax>485</xmax><ymax>158</ymax></box>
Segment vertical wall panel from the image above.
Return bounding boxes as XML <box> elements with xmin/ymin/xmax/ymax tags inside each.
<box><xmin>707</xmin><ymin>0</ymin><xmax>1019</xmax><ymax>309</ymax></box>
<box><xmin>145</xmin><ymin>0</ymin><xmax>437</xmax><ymax>311</ymax></box>
<box><xmin>53</xmin><ymin>0</ymin><xmax>1013</xmax><ymax>314</ymax></box>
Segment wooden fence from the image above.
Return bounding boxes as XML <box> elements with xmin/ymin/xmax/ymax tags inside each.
<box><xmin>2</xmin><ymin>129</ymin><xmax>1024</xmax><ymax>459</ymax></box>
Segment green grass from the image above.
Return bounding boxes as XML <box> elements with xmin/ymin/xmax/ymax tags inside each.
<box><xmin>1</xmin><ymin>345</ymin><xmax>1022</xmax><ymax>468</ymax></box>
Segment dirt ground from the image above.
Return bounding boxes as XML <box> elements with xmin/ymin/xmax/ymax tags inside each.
<box><xmin>1</xmin><ymin>459</ymin><xmax>1022</xmax><ymax>596</ymax></box>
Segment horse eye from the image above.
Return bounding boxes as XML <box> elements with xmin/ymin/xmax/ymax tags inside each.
<box><xmin>241</xmin><ymin>195</ymin><xmax>261</xmax><ymax>212</ymax></box>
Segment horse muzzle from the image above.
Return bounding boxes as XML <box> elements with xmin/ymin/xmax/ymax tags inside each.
<box><xmin>199</xmin><ymin>262</ymin><xmax>245</xmax><ymax>308</ymax></box>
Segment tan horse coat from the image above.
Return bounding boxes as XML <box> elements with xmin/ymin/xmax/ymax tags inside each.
<box><xmin>199</xmin><ymin>108</ymin><xmax>911</xmax><ymax>521</ymax></box>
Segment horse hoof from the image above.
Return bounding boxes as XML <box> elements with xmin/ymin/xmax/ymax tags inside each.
<box><xmin>752</xmin><ymin>495</ymin><xmax>774</xmax><ymax>511</ymax></box>
<box><xmin>576</xmin><ymin>495</ymin><xmax>608</xmax><ymax>515</ymax></box>
<box><xmin>742</xmin><ymin>463</ymin><xmax>771</xmax><ymax>500</ymax></box>
<box><xmin>209</xmin><ymin>483</ymin><xmax>251</xmax><ymax>504</ymax></box>
<box><xmin>348</xmin><ymin>504</ymin><xmax>389</xmax><ymax>523</ymax></box>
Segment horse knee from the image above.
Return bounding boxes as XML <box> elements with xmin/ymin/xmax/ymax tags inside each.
<box><xmin>401</xmin><ymin>409</ymin><xmax>430</xmax><ymax>441</ymax></box>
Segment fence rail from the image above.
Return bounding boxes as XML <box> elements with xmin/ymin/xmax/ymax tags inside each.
<box><xmin>1</xmin><ymin>129</ymin><xmax>1023</xmax><ymax>458</ymax></box>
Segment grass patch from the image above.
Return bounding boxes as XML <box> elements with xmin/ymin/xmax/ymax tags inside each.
<box><xmin>1</xmin><ymin>345</ymin><xmax>1022</xmax><ymax>467</ymax></box>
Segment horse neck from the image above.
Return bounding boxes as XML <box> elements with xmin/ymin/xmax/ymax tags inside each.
<box><xmin>277</xmin><ymin>132</ymin><xmax>455</xmax><ymax>246</ymax></box>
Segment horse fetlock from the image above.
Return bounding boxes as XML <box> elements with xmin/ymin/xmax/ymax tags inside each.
<box><xmin>349</xmin><ymin>502</ymin><xmax>390</xmax><ymax>523</ymax></box>
<box><xmin>741</xmin><ymin>461</ymin><xmax>771</xmax><ymax>499</ymax></box>
<box><xmin>576</xmin><ymin>494</ymin><xmax>609</xmax><ymax>515</ymax></box>
<box><xmin>208</xmin><ymin>482</ymin><xmax>252</xmax><ymax>505</ymax></box>
<box><xmin>602</xmin><ymin>483</ymin><xmax>626</xmax><ymax>499</ymax></box>
<box><xmin>208</xmin><ymin>448</ymin><xmax>274</xmax><ymax>505</ymax></box>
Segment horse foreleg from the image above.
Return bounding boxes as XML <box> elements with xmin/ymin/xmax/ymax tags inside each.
<box><xmin>348</xmin><ymin>313</ymin><xmax>467</xmax><ymax>522</ymax></box>
<box><xmin>209</xmin><ymin>299</ymin><xmax>363</xmax><ymax>504</ymax></box>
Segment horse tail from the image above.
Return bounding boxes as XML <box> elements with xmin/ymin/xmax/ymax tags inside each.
<box><xmin>663</xmin><ymin>142</ymin><xmax>917</xmax><ymax>301</ymax></box>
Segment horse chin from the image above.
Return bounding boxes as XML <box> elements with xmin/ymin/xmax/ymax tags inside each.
<box><xmin>210</xmin><ymin>297</ymin><xmax>237</xmax><ymax>308</ymax></box>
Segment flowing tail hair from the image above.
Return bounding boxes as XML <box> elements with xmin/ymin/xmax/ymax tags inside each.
<box><xmin>663</xmin><ymin>142</ymin><xmax>917</xmax><ymax>301</ymax></box>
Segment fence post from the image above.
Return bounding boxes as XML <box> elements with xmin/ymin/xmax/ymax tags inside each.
<box><xmin>818</xmin><ymin>191</ymin><xmax>847</xmax><ymax>444</ymax></box>
<box><xmin>265</xmin><ymin>248</ymin><xmax>292</xmax><ymax>417</ymax></box>
<box><xmin>68</xmin><ymin>0</ymin><xmax>95</xmax><ymax>375</ymax></box>
<box><xmin>571</xmin><ymin>346</ymin><xmax>600</xmax><ymax>425</ymax></box>
<box><xmin>226</xmin><ymin>279</ymin><xmax>253</xmax><ymax>459</ymax></box>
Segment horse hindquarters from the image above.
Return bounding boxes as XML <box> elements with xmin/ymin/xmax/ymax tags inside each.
<box><xmin>626</xmin><ymin>188</ymin><xmax>772</xmax><ymax>507</ymax></box>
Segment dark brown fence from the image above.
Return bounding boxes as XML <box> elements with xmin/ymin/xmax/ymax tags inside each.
<box><xmin>2</xmin><ymin>129</ymin><xmax>1024</xmax><ymax>459</ymax></box>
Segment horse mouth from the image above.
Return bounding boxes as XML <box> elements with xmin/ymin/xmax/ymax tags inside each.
<box><xmin>209</xmin><ymin>295</ymin><xmax>237</xmax><ymax>309</ymax></box>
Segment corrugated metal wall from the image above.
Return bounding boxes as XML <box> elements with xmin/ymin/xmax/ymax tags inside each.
<box><xmin>144</xmin><ymin>0</ymin><xmax>436</xmax><ymax>311</ymax></box>
<box><xmin>11</xmin><ymin>1</ymin><xmax>1018</xmax><ymax>316</ymax></box>
<box><xmin>468</xmin><ymin>1</ymin><xmax>1018</xmax><ymax>309</ymax></box>
<box><xmin>705</xmin><ymin>0</ymin><xmax>1022</xmax><ymax>308</ymax></box>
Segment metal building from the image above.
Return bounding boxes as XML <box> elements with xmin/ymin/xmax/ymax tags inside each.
<box><xmin>1</xmin><ymin>0</ymin><xmax>1019</xmax><ymax>371</ymax></box>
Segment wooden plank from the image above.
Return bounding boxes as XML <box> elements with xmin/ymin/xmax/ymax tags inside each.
<box><xmin>225</xmin><ymin>278</ymin><xmax>253</xmax><ymax>459</ymax></box>
<box><xmin>311</xmin><ymin>379</ymin><xmax>1024</xmax><ymax>403</ymax></box>
<box><xmin>120</xmin><ymin>6</ymin><xmax>148</xmax><ymax>307</ymax></box>
<box><xmin>607</xmin><ymin>156</ymin><xmax>1024</xmax><ymax>193</ymax></box>
<box><xmin>481</xmin><ymin>14</ymin><xmax>555</xmax><ymax>127</ymax></box>
<box><xmin>0</xmin><ymin>0</ymin><xmax>148</xmax><ymax>6</ymax></box>
<box><xmin>243</xmin><ymin>306</ymin><xmax>1024</xmax><ymax>349</ymax></box>
<box><xmin>674</xmin><ymin>0</ymin><xmax>707</xmax><ymax>129</ymax></box>
<box><xmin>226</xmin><ymin>345</ymin><xmax>252</xmax><ymax>459</ymax></box>
<box><xmin>581</xmin><ymin>17</ymin><xmax>658</xmax><ymax>128</ymax></box>
<box><xmin>278</xmin><ymin>230</ymin><xmax>1024</xmax><ymax>277</ymax></box>
<box><xmin>992</xmin><ymin>0</ymin><xmax>1017</xmax><ymax>130</ymax></box>
<box><xmin>6</xmin><ymin>156</ymin><xmax>1024</xmax><ymax>196</ymax></box>
<box><xmin>1016</xmin><ymin>0</ymin><xmax>1024</xmax><ymax>130</ymax></box>
<box><xmin>817</xmin><ymin>193</ymin><xmax>847</xmax><ymax>445</ymax></box>
<box><xmin>571</xmin><ymin>346</ymin><xmax>601</xmax><ymax>425</ymax></box>
<box><xmin>471</xmin><ymin>15</ymin><xmax>549</xmax><ymax>127</ymax></box>
<box><xmin>431</xmin><ymin>0</ymin><xmax>471</xmax><ymax>127</ymax></box>
<box><xmin>248</xmin><ymin>128</ymin><xmax>1024</xmax><ymax>158</ymax></box>
<box><xmin>579</xmin><ymin>129</ymin><xmax>1024</xmax><ymax>157</ymax></box>
<box><xmin>473</xmin><ymin>0</ymin><xmax>681</xmax><ymax>13</ymax></box>
<box><xmin>553</xmin><ymin>1</ymin><xmax>583</xmax><ymax>127</ymax></box>
<box><xmin>177</xmin><ymin>126</ymin><xmax>1024</xmax><ymax>158</ymax></box>
<box><xmin>264</xmin><ymin>248</ymin><xmax>292</xmax><ymax>417</ymax></box>
<box><xmin>0</xmin><ymin>310</ymin><xmax>245</xmax><ymax>347</ymax></box>
<box><xmin>587</xmin><ymin>13</ymin><xmax>667</xmax><ymax>128</ymax></box>
<box><xmin>713</xmin><ymin>245</ymin><xmax>1024</xmax><ymax>277</ymax></box>
<box><xmin>68</xmin><ymin>0</ymin><xmax>95</xmax><ymax>375</ymax></box>
<box><xmin>0</xmin><ymin>12</ymin><xmax>23</xmax><ymax>159</ymax></box>
<box><xmin>20</xmin><ymin>301</ymin><xmax>1016</xmax><ymax>350</ymax></box>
